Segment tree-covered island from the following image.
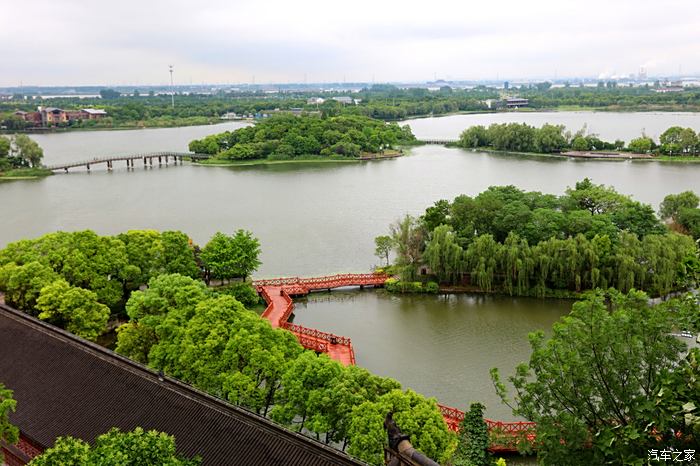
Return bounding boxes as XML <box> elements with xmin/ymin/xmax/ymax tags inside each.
<box><xmin>378</xmin><ymin>180</ymin><xmax>700</xmax><ymax>297</ymax></box>
<box><xmin>188</xmin><ymin>114</ymin><xmax>417</xmax><ymax>163</ymax></box>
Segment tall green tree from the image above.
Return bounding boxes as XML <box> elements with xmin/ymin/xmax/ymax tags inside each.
<box><xmin>346</xmin><ymin>389</ymin><xmax>457</xmax><ymax>465</ymax></box>
<box><xmin>452</xmin><ymin>403</ymin><xmax>490</xmax><ymax>466</ymax></box>
<box><xmin>13</xmin><ymin>134</ymin><xmax>44</xmax><ymax>167</ymax></box>
<box><xmin>627</xmin><ymin>136</ymin><xmax>654</xmax><ymax>154</ymax></box>
<box><xmin>115</xmin><ymin>274</ymin><xmax>209</xmax><ymax>364</ymax></box>
<box><xmin>28</xmin><ymin>427</ymin><xmax>199</xmax><ymax>466</ymax></box>
<box><xmin>491</xmin><ymin>290</ymin><xmax>695</xmax><ymax>465</ymax></box>
<box><xmin>36</xmin><ymin>279</ymin><xmax>111</xmax><ymax>341</ymax></box>
<box><xmin>424</xmin><ymin>225</ymin><xmax>465</xmax><ymax>283</ymax></box>
<box><xmin>200</xmin><ymin>230</ymin><xmax>261</xmax><ymax>283</ymax></box>
<box><xmin>374</xmin><ymin>235</ymin><xmax>393</xmax><ymax>267</ymax></box>
<box><xmin>659</xmin><ymin>191</ymin><xmax>700</xmax><ymax>222</ymax></box>
<box><xmin>389</xmin><ymin>215</ymin><xmax>425</xmax><ymax>281</ymax></box>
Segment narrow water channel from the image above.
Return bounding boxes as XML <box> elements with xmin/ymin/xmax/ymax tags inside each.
<box><xmin>292</xmin><ymin>290</ymin><xmax>570</xmax><ymax>420</ymax></box>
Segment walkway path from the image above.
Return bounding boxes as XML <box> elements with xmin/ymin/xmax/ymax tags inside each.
<box><xmin>254</xmin><ymin>273</ymin><xmax>537</xmax><ymax>453</ymax></box>
<box><xmin>254</xmin><ymin>273</ymin><xmax>389</xmax><ymax>366</ymax></box>
<box><xmin>46</xmin><ymin>152</ymin><xmax>210</xmax><ymax>171</ymax></box>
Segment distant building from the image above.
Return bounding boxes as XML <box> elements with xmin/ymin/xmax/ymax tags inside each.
<box><xmin>655</xmin><ymin>81</ymin><xmax>684</xmax><ymax>93</ymax></box>
<box><xmin>307</xmin><ymin>97</ymin><xmax>325</xmax><ymax>105</ymax></box>
<box><xmin>14</xmin><ymin>107</ymin><xmax>107</xmax><ymax>126</ymax></box>
<box><xmin>81</xmin><ymin>108</ymin><xmax>108</xmax><ymax>119</ymax></box>
<box><xmin>505</xmin><ymin>97</ymin><xmax>529</xmax><ymax>108</ymax></box>
<box><xmin>332</xmin><ymin>96</ymin><xmax>353</xmax><ymax>105</ymax></box>
<box><xmin>41</xmin><ymin>107</ymin><xmax>68</xmax><ymax>125</ymax></box>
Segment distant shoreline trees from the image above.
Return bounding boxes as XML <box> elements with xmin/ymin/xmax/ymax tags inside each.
<box><xmin>458</xmin><ymin>123</ymin><xmax>700</xmax><ymax>157</ymax></box>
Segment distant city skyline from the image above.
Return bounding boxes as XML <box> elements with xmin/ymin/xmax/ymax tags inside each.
<box><xmin>2</xmin><ymin>0</ymin><xmax>699</xmax><ymax>87</ymax></box>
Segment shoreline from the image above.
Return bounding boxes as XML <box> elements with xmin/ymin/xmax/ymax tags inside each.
<box><xmin>457</xmin><ymin>147</ymin><xmax>700</xmax><ymax>163</ymax></box>
<box><xmin>192</xmin><ymin>150</ymin><xmax>405</xmax><ymax>167</ymax></box>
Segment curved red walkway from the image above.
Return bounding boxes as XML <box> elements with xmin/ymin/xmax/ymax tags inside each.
<box><xmin>253</xmin><ymin>273</ymin><xmax>536</xmax><ymax>453</ymax></box>
<box><xmin>254</xmin><ymin>274</ymin><xmax>388</xmax><ymax>366</ymax></box>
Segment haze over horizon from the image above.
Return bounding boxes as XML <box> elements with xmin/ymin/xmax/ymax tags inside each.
<box><xmin>2</xmin><ymin>0</ymin><xmax>699</xmax><ymax>87</ymax></box>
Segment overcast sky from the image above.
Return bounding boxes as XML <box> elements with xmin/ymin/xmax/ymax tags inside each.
<box><xmin>2</xmin><ymin>0</ymin><xmax>699</xmax><ymax>87</ymax></box>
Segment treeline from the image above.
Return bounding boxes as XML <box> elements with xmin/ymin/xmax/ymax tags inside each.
<box><xmin>6</xmin><ymin>86</ymin><xmax>700</xmax><ymax>131</ymax></box>
<box><xmin>521</xmin><ymin>85</ymin><xmax>700</xmax><ymax>110</ymax></box>
<box><xmin>189</xmin><ymin>114</ymin><xmax>416</xmax><ymax>160</ymax></box>
<box><xmin>379</xmin><ymin>180</ymin><xmax>699</xmax><ymax>296</ymax></box>
<box><xmin>459</xmin><ymin>122</ymin><xmax>700</xmax><ymax>156</ymax></box>
<box><xmin>0</xmin><ymin>229</ymin><xmax>260</xmax><ymax>340</ymax></box>
<box><xmin>0</xmin><ymin>229</ymin><xmax>456</xmax><ymax>465</ymax></box>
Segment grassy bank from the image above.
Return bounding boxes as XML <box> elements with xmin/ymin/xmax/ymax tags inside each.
<box><xmin>0</xmin><ymin>167</ymin><xmax>53</xmax><ymax>180</ymax></box>
<box><xmin>192</xmin><ymin>150</ymin><xmax>405</xmax><ymax>167</ymax></box>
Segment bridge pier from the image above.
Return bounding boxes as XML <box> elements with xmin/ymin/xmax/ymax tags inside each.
<box><xmin>165</xmin><ymin>155</ymin><xmax>169</xmax><ymax>165</ymax></box>
<box><xmin>149</xmin><ymin>157</ymin><xmax>153</xmax><ymax>167</ymax></box>
<box><xmin>86</xmin><ymin>164</ymin><xmax>90</xmax><ymax>171</ymax></box>
<box><xmin>107</xmin><ymin>160</ymin><xmax>112</xmax><ymax>170</ymax></box>
<box><xmin>64</xmin><ymin>167</ymin><xmax>68</xmax><ymax>173</ymax></box>
<box><xmin>158</xmin><ymin>156</ymin><xmax>162</xmax><ymax>165</ymax></box>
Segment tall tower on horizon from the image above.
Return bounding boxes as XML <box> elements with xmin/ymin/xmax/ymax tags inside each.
<box><xmin>169</xmin><ymin>65</ymin><xmax>175</xmax><ymax>108</ymax></box>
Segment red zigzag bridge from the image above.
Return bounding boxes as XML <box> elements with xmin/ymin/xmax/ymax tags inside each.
<box><xmin>253</xmin><ymin>273</ymin><xmax>536</xmax><ymax>454</ymax></box>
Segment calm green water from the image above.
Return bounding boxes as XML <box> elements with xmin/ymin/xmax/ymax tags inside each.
<box><xmin>293</xmin><ymin>291</ymin><xmax>569</xmax><ymax>420</ymax></box>
<box><xmin>2</xmin><ymin>113</ymin><xmax>698</xmax><ymax>419</ymax></box>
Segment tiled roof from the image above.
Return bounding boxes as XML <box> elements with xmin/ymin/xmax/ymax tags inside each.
<box><xmin>0</xmin><ymin>304</ymin><xmax>366</xmax><ymax>466</ymax></box>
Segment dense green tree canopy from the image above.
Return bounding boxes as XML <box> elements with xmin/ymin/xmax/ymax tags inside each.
<box><xmin>382</xmin><ymin>181</ymin><xmax>698</xmax><ymax>296</ymax></box>
<box><xmin>35</xmin><ymin>279</ymin><xmax>110</xmax><ymax>341</ymax></box>
<box><xmin>189</xmin><ymin>114</ymin><xmax>416</xmax><ymax>160</ymax></box>
<box><xmin>200</xmin><ymin>230</ymin><xmax>261</xmax><ymax>282</ymax></box>
<box><xmin>28</xmin><ymin>427</ymin><xmax>199</xmax><ymax>466</ymax></box>
<box><xmin>13</xmin><ymin>134</ymin><xmax>44</xmax><ymax>167</ymax></box>
<box><xmin>491</xmin><ymin>290</ymin><xmax>700</xmax><ymax>465</ymax></box>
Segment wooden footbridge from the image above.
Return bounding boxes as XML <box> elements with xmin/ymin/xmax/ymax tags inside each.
<box><xmin>46</xmin><ymin>152</ymin><xmax>211</xmax><ymax>172</ymax></box>
<box><xmin>418</xmin><ymin>138</ymin><xmax>458</xmax><ymax>145</ymax></box>
<box><xmin>253</xmin><ymin>273</ymin><xmax>537</xmax><ymax>453</ymax></box>
<box><xmin>254</xmin><ymin>273</ymin><xmax>388</xmax><ymax>366</ymax></box>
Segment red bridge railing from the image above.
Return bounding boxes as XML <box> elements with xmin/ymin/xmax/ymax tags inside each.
<box><xmin>257</xmin><ymin>273</ymin><xmax>534</xmax><ymax>452</ymax></box>
<box><xmin>439</xmin><ymin>403</ymin><xmax>537</xmax><ymax>453</ymax></box>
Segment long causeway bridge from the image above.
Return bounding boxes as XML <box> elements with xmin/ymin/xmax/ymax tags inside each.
<box><xmin>418</xmin><ymin>138</ymin><xmax>458</xmax><ymax>145</ymax></box>
<box><xmin>253</xmin><ymin>273</ymin><xmax>536</xmax><ymax>453</ymax></box>
<box><xmin>46</xmin><ymin>152</ymin><xmax>211</xmax><ymax>172</ymax></box>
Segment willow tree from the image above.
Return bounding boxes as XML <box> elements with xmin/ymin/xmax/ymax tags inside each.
<box><xmin>424</xmin><ymin>225</ymin><xmax>465</xmax><ymax>283</ymax></box>
<box><xmin>465</xmin><ymin>235</ymin><xmax>501</xmax><ymax>292</ymax></box>
<box><xmin>498</xmin><ymin>232</ymin><xmax>533</xmax><ymax>295</ymax></box>
<box><xmin>389</xmin><ymin>215</ymin><xmax>426</xmax><ymax>281</ymax></box>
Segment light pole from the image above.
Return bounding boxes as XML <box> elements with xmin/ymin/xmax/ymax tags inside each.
<box><xmin>169</xmin><ymin>65</ymin><xmax>175</xmax><ymax>108</ymax></box>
